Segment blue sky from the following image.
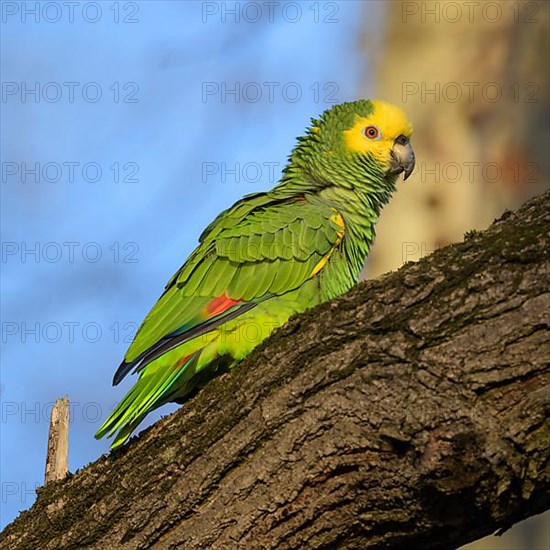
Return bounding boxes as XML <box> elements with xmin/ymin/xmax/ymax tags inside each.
<box><xmin>0</xmin><ymin>0</ymin><xmax>384</xmax><ymax>528</ymax></box>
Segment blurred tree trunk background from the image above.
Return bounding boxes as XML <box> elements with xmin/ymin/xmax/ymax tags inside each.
<box><xmin>361</xmin><ymin>1</ymin><xmax>549</xmax><ymax>548</ymax></box>
<box><xmin>364</xmin><ymin>0</ymin><xmax>549</xmax><ymax>277</ymax></box>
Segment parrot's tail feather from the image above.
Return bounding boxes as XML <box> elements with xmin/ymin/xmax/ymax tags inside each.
<box><xmin>112</xmin><ymin>301</ymin><xmax>257</xmax><ymax>386</ymax></box>
<box><xmin>95</xmin><ymin>352</ymin><xmax>200</xmax><ymax>447</ymax></box>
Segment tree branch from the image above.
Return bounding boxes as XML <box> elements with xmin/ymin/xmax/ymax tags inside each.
<box><xmin>2</xmin><ymin>192</ymin><xmax>549</xmax><ymax>550</ymax></box>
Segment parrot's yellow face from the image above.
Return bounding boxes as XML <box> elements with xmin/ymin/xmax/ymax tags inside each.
<box><xmin>343</xmin><ymin>100</ymin><xmax>415</xmax><ymax>180</ymax></box>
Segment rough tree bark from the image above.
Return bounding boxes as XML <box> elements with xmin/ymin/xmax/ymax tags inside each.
<box><xmin>1</xmin><ymin>192</ymin><xmax>549</xmax><ymax>550</ymax></box>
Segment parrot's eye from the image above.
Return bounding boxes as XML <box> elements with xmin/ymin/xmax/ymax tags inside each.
<box><xmin>363</xmin><ymin>126</ymin><xmax>381</xmax><ymax>140</ymax></box>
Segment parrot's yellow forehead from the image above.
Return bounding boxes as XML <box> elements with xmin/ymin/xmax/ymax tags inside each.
<box><xmin>343</xmin><ymin>100</ymin><xmax>413</xmax><ymax>155</ymax></box>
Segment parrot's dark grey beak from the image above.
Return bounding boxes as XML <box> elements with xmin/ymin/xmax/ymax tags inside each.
<box><xmin>389</xmin><ymin>135</ymin><xmax>415</xmax><ymax>180</ymax></box>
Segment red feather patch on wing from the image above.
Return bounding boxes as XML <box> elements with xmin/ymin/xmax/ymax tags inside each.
<box><xmin>174</xmin><ymin>354</ymin><xmax>192</xmax><ymax>370</ymax></box>
<box><xmin>205</xmin><ymin>293</ymin><xmax>242</xmax><ymax>316</ymax></box>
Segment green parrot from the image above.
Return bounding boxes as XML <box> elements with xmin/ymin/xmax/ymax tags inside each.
<box><xmin>95</xmin><ymin>99</ymin><xmax>415</xmax><ymax>448</ymax></box>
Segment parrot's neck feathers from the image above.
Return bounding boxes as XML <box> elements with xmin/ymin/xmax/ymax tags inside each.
<box><xmin>278</xmin><ymin>144</ymin><xmax>398</xmax><ymax>220</ymax></box>
<box><xmin>274</xmin><ymin>141</ymin><xmax>399</xmax><ymax>272</ymax></box>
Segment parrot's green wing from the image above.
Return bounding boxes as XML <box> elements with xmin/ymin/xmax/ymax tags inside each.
<box><xmin>112</xmin><ymin>193</ymin><xmax>345</xmax><ymax>384</ymax></box>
